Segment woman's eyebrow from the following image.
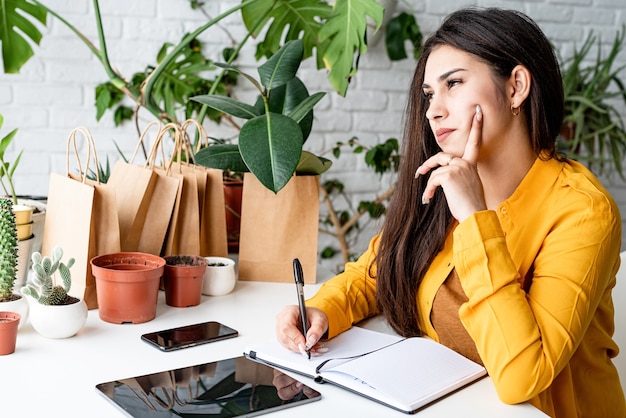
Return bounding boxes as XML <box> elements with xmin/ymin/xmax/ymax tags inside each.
<box><xmin>422</xmin><ymin>68</ymin><xmax>467</xmax><ymax>89</ymax></box>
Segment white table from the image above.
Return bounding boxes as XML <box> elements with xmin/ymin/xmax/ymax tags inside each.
<box><xmin>1</xmin><ymin>279</ymin><xmax>547</xmax><ymax>417</ymax></box>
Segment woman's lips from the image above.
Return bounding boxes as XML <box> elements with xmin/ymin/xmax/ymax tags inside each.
<box><xmin>435</xmin><ymin>128</ymin><xmax>454</xmax><ymax>142</ymax></box>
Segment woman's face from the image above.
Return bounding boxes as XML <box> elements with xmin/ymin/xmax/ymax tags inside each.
<box><xmin>422</xmin><ymin>45</ymin><xmax>511</xmax><ymax>158</ymax></box>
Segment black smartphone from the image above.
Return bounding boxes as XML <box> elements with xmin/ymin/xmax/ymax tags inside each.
<box><xmin>141</xmin><ymin>321</ymin><xmax>238</xmax><ymax>352</ymax></box>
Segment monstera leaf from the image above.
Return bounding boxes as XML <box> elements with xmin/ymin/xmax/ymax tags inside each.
<box><xmin>0</xmin><ymin>0</ymin><xmax>47</xmax><ymax>73</ymax></box>
<box><xmin>318</xmin><ymin>0</ymin><xmax>383</xmax><ymax>96</ymax></box>
<box><xmin>241</xmin><ymin>0</ymin><xmax>331</xmax><ymax>61</ymax></box>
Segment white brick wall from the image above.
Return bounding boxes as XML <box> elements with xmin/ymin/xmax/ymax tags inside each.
<box><xmin>1</xmin><ymin>0</ymin><xmax>625</xmax><ymax>267</ymax></box>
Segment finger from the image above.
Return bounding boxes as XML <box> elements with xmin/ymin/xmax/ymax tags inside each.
<box><xmin>414</xmin><ymin>153</ymin><xmax>457</xmax><ymax>178</ymax></box>
<box><xmin>421</xmin><ymin>169</ymin><xmax>444</xmax><ymax>205</ymax></box>
<box><xmin>461</xmin><ymin>105</ymin><xmax>483</xmax><ymax>163</ymax></box>
<box><xmin>276</xmin><ymin>306</ymin><xmax>306</xmax><ymax>352</ymax></box>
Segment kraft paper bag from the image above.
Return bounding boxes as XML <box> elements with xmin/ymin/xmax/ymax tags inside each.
<box><xmin>106</xmin><ymin>121</ymin><xmax>160</xmax><ymax>252</ymax></box>
<box><xmin>134</xmin><ymin>124</ymin><xmax>181</xmax><ymax>255</ymax></box>
<box><xmin>238</xmin><ymin>173</ymin><xmax>319</xmax><ymax>283</ymax></box>
<box><xmin>42</xmin><ymin>127</ymin><xmax>121</xmax><ymax>309</ymax></box>
<box><xmin>160</xmin><ymin>123</ymin><xmax>201</xmax><ymax>256</ymax></box>
<box><xmin>183</xmin><ymin>119</ymin><xmax>228</xmax><ymax>257</ymax></box>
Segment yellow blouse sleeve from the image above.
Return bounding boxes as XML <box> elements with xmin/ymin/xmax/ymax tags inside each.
<box><xmin>306</xmin><ymin>235</ymin><xmax>380</xmax><ymax>338</ymax></box>
<box><xmin>453</xmin><ymin>187</ymin><xmax>621</xmax><ymax>405</ymax></box>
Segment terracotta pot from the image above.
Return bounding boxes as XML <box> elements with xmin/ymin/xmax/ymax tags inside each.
<box><xmin>28</xmin><ymin>297</ymin><xmax>87</xmax><ymax>339</ymax></box>
<box><xmin>0</xmin><ymin>312</ymin><xmax>20</xmax><ymax>355</ymax></box>
<box><xmin>91</xmin><ymin>252</ymin><xmax>165</xmax><ymax>324</ymax></box>
<box><xmin>163</xmin><ymin>255</ymin><xmax>207</xmax><ymax>307</ymax></box>
<box><xmin>224</xmin><ymin>179</ymin><xmax>243</xmax><ymax>253</ymax></box>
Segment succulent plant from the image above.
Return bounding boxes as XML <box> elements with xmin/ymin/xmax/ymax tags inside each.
<box><xmin>21</xmin><ymin>246</ymin><xmax>75</xmax><ymax>305</ymax></box>
<box><xmin>0</xmin><ymin>197</ymin><xmax>18</xmax><ymax>301</ymax></box>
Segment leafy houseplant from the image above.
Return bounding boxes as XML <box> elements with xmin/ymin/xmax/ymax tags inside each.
<box><xmin>559</xmin><ymin>27</ymin><xmax>626</xmax><ymax>179</ymax></box>
<box><xmin>0</xmin><ymin>114</ymin><xmax>22</xmax><ymax>205</ymax></box>
<box><xmin>192</xmin><ymin>39</ymin><xmax>331</xmax><ymax>193</ymax></box>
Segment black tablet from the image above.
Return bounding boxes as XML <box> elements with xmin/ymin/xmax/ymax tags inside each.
<box><xmin>141</xmin><ymin>321</ymin><xmax>238</xmax><ymax>352</ymax></box>
<box><xmin>95</xmin><ymin>356</ymin><xmax>321</xmax><ymax>417</ymax></box>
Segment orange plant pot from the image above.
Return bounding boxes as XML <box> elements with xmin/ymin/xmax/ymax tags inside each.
<box><xmin>163</xmin><ymin>255</ymin><xmax>207</xmax><ymax>308</ymax></box>
<box><xmin>0</xmin><ymin>312</ymin><xmax>21</xmax><ymax>355</ymax></box>
<box><xmin>91</xmin><ymin>252</ymin><xmax>165</xmax><ymax>324</ymax></box>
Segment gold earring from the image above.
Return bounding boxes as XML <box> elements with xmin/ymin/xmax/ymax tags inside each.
<box><xmin>511</xmin><ymin>105</ymin><xmax>520</xmax><ymax>116</ymax></box>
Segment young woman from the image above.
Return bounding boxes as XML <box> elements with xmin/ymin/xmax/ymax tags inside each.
<box><xmin>275</xmin><ymin>7</ymin><xmax>625</xmax><ymax>417</ymax></box>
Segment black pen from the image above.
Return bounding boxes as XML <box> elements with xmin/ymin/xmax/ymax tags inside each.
<box><xmin>293</xmin><ymin>258</ymin><xmax>311</xmax><ymax>360</ymax></box>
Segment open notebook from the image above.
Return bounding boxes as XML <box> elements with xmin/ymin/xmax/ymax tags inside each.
<box><xmin>245</xmin><ymin>326</ymin><xmax>486</xmax><ymax>414</ymax></box>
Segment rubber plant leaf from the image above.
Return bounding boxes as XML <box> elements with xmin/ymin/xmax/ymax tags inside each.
<box><xmin>238</xmin><ymin>113</ymin><xmax>303</xmax><ymax>193</ymax></box>
<box><xmin>318</xmin><ymin>0</ymin><xmax>384</xmax><ymax>96</ymax></box>
<box><xmin>241</xmin><ymin>0</ymin><xmax>331</xmax><ymax>61</ymax></box>
<box><xmin>191</xmin><ymin>95</ymin><xmax>261</xmax><ymax>120</ymax></box>
<box><xmin>296</xmin><ymin>150</ymin><xmax>332</xmax><ymax>175</ymax></box>
<box><xmin>258</xmin><ymin>39</ymin><xmax>304</xmax><ymax>90</ymax></box>
<box><xmin>266</xmin><ymin>77</ymin><xmax>323</xmax><ymax>142</ymax></box>
<box><xmin>0</xmin><ymin>0</ymin><xmax>47</xmax><ymax>73</ymax></box>
<box><xmin>194</xmin><ymin>144</ymin><xmax>250</xmax><ymax>173</ymax></box>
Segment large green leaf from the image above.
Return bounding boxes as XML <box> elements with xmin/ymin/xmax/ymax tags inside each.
<box><xmin>266</xmin><ymin>77</ymin><xmax>320</xmax><ymax>141</ymax></box>
<box><xmin>238</xmin><ymin>113</ymin><xmax>303</xmax><ymax>193</ymax></box>
<box><xmin>0</xmin><ymin>0</ymin><xmax>47</xmax><ymax>73</ymax></box>
<box><xmin>241</xmin><ymin>0</ymin><xmax>331</xmax><ymax>61</ymax></box>
<box><xmin>318</xmin><ymin>0</ymin><xmax>383</xmax><ymax>96</ymax></box>
<box><xmin>194</xmin><ymin>144</ymin><xmax>249</xmax><ymax>173</ymax></box>
<box><xmin>296</xmin><ymin>150</ymin><xmax>332</xmax><ymax>174</ymax></box>
<box><xmin>191</xmin><ymin>95</ymin><xmax>261</xmax><ymax>119</ymax></box>
<box><xmin>258</xmin><ymin>39</ymin><xmax>303</xmax><ymax>90</ymax></box>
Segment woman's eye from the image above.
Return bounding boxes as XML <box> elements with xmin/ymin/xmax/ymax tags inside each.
<box><xmin>423</xmin><ymin>91</ymin><xmax>434</xmax><ymax>100</ymax></box>
<box><xmin>447</xmin><ymin>79</ymin><xmax>461</xmax><ymax>88</ymax></box>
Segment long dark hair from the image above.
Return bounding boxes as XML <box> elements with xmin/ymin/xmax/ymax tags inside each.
<box><xmin>374</xmin><ymin>8</ymin><xmax>564</xmax><ymax>337</ymax></box>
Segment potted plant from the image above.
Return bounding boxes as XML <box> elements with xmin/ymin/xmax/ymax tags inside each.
<box><xmin>558</xmin><ymin>28</ymin><xmax>626</xmax><ymax>178</ymax></box>
<box><xmin>0</xmin><ymin>311</ymin><xmax>20</xmax><ymax>355</ymax></box>
<box><xmin>192</xmin><ymin>39</ymin><xmax>331</xmax><ymax>194</ymax></box>
<box><xmin>0</xmin><ymin>197</ymin><xmax>29</xmax><ymax>329</ymax></box>
<box><xmin>21</xmin><ymin>246</ymin><xmax>88</xmax><ymax>338</ymax></box>
<box><xmin>90</xmin><ymin>252</ymin><xmax>165</xmax><ymax>324</ymax></box>
<box><xmin>202</xmin><ymin>256</ymin><xmax>237</xmax><ymax>296</ymax></box>
<box><xmin>163</xmin><ymin>255</ymin><xmax>207</xmax><ymax>307</ymax></box>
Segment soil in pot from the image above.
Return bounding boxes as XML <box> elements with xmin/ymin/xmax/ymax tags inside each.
<box><xmin>91</xmin><ymin>252</ymin><xmax>165</xmax><ymax>324</ymax></box>
<box><xmin>163</xmin><ymin>255</ymin><xmax>207</xmax><ymax>308</ymax></box>
<box><xmin>0</xmin><ymin>312</ymin><xmax>20</xmax><ymax>355</ymax></box>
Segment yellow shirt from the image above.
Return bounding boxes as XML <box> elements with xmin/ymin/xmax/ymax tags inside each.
<box><xmin>308</xmin><ymin>157</ymin><xmax>625</xmax><ymax>417</ymax></box>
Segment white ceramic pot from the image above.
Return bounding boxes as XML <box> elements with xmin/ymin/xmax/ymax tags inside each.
<box><xmin>202</xmin><ymin>257</ymin><xmax>237</xmax><ymax>296</ymax></box>
<box><xmin>28</xmin><ymin>298</ymin><xmax>87</xmax><ymax>339</ymax></box>
<box><xmin>0</xmin><ymin>295</ymin><xmax>29</xmax><ymax>330</ymax></box>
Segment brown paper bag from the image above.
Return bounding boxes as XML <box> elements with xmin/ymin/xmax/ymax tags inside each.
<box><xmin>238</xmin><ymin>173</ymin><xmax>319</xmax><ymax>283</ymax></box>
<box><xmin>182</xmin><ymin>119</ymin><xmax>228</xmax><ymax>257</ymax></box>
<box><xmin>132</xmin><ymin>123</ymin><xmax>181</xmax><ymax>255</ymax></box>
<box><xmin>160</xmin><ymin>124</ymin><xmax>200</xmax><ymax>256</ymax></box>
<box><xmin>106</xmin><ymin>121</ymin><xmax>160</xmax><ymax>252</ymax></box>
<box><xmin>42</xmin><ymin>127</ymin><xmax>121</xmax><ymax>309</ymax></box>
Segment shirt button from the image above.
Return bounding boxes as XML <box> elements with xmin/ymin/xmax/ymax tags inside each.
<box><xmin>500</xmin><ymin>207</ymin><xmax>507</xmax><ymax>215</ymax></box>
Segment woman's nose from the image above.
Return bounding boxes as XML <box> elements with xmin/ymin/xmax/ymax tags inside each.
<box><xmin>425</xmin><ymin>96</ymin><xmax>445</xmax><ymax>121</ymax></box>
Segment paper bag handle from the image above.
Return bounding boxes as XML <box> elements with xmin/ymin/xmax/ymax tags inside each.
<box><xmin>66</xmin><ymin>126</ymin><xmax>100</xmax><ymax>184</ymax></box>
<box><xmin>129</xmin><ymin>120</ymin><xmax>163</xmax><ymax>164</ymax></box>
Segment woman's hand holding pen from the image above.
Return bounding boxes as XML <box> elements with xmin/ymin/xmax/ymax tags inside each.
<box><xmin>415</xmin><ymin>104</ymin><xmax>487</xmax><ymax>222</ymax></box>
<box><xmin>276</xmin><ymin>305</ymin><xmax>329</xmax><ymax>357</ymax></box>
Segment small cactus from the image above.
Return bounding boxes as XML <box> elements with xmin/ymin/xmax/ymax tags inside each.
<box><xmin>0</xmin><ymin>197</ymin><xmax>18</xmax><ymax>301</ymax></box>
<box><xmin>21</xmin><ymin>246</ymin><xmax>76</xmax><ymax>305</ymax></box>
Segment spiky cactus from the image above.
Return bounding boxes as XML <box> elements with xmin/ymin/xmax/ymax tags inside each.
<box><xmin>0</xmin><ymin>197</ymin><xmax>18</xmax><ymax>301</ymax></box>
<box><xmin>21</xmin><ymin>246</ymin><xmax>75</xmax><ymax>305</ymax></box>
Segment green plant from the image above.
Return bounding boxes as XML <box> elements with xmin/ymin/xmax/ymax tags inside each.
<box><xmin>192</xmin><ymin>39</ymin><xmax>331</xmax><ymax>193</ymax></box>
<box><xmin>0</xmin><ymin>114</ymin><xmax>22</xmax><ymax>204</ymax></box>
<box><xmin>320</xmin><ymin>137</ymin><xmax>399</xmax><ymax>268</ymax></box>
<box><xmin>0</xmin><ymin>197</ymin><xmax>19</xmax><ymax>302</ymax></box>
<box><xmin>21</xmin><ymin>246</ymin><xmax>76</xmax><ymax>305</ymax></box>
<box><xmin>559</xmin><ymin>27</ymin><xmax>626</xmax><ymax>179</ymax></box>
